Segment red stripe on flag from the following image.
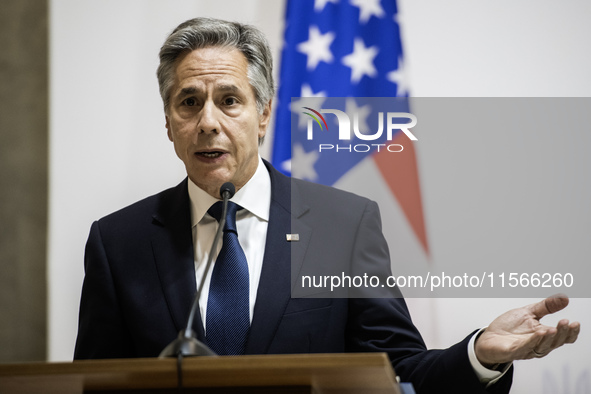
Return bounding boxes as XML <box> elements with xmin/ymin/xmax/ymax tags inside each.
<box><xmin>372</xmin><ymin>136</ymin><xmax>429</xmax><ymax>256</ymax></box>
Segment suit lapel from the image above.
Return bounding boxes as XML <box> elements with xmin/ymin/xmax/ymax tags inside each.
<box><xmin>151</xmin><ymin>179</ymin><xmax>205</xmax><ymax>340</ymax></box>
<box><xmin>245</xmin><ymin>162</ymin><xmax>311</xmax><ymax>354</ymax></box>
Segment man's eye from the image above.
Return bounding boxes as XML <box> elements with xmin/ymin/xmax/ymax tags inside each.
<box><xmin>183</xmin><ymin>98</ymin><xmax>197</xmax><ymax>106</ymax></box>
<box><xmin>224</xmin><ymin>97</ymin><xmax>237</xmax><ymax>106</ymax></box>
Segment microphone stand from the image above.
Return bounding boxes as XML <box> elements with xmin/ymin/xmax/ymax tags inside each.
<box><xmin>159</xmin><ymin>182</ymin><xmax>236</xmax><ymax>389</ymax></box>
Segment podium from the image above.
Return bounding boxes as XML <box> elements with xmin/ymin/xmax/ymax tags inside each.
<box><xmin>0</xmin><ymin>353</ymin><xmax>400</xmax><ymax>394</ymax></box>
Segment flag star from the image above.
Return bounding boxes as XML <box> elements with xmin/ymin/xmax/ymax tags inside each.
<box><xmin>297</xmin><ymin>26</ymin><xmax>335</xmax><ymax>71</ymax></box>
<box><xmin>291</xmin><ymin>144</ymin><xmax>319</xmax><ymax>181</ymax></box>
<box><xmin>350</xmin><ymin>0</ymin><xmax>385</xmax><ymax>24</ymax></box>
<box><xmin>346</xmin><ymin>98</ymin><xmax>372</xmax><ymax>135</ymax></box>
<box><xmin>386</xmin><ymin>57</ymin><xmax>409</xmax><ymax>96</ymax></box>
<box><xmin>341</xmin><ymin>38</ymin><xmax>379</xmax><ymax>84</ymax></box>
<box><xmin>291</xmin><ymin>84</ymin><xmax>327</xmax><ymax>129</ymax></box>
<box><xmin>314</xmin><ymin>0</ymin><xmax>339</xmax><ymax>12</ymax></box>
<box><xmin>280</xmin><ymin>158</ymin><xmax>292</xmax><ymax>174</ymax></box>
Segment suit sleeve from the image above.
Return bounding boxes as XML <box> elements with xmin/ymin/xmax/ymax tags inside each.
<box><xmin>74</xmin><ymin>221</ymin><xmax>134</xmax><ymax>359</ymax></box>
<box><xmin>345</xmin><ymin>200</ymin><xmax>513</xmax><ymax>394</ymax></box>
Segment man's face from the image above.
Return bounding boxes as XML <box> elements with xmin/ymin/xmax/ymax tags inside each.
<box><xmin>165</xmin><ymin>46</ymin><xmax>271</xmax><ymax>198</ymax></box>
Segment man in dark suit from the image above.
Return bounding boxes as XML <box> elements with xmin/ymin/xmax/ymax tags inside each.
<box><xmin>74</xmin><ymin>17</ymin><xmax>579</xmax><ymax>394</ymax></box>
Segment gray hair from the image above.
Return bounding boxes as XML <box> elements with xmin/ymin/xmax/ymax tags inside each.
<box><xmin>157</xmin><ymin>17</ymin><xmax>275</xmax><ymax>115</ymax></box>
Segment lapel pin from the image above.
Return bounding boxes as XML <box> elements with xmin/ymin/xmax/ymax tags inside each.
<box><xmin>286</xmin><ymin>234</ymin><xmax>300</xmax><ymax>242</ymax></box>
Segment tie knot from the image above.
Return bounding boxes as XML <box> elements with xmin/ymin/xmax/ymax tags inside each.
<box><xmin>208</xmin><ymin>201</ymin><xmax>242</xmax><ymax>233</ymax></box>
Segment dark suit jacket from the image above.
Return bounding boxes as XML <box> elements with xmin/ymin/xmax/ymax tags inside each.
<box><xmin>75</xmin><ymin>161</ymin><xmax>512</xmax><ymax>394</ymax></box>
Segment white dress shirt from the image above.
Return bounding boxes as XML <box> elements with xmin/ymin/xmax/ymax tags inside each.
<box><xmin>188</xmin><ymin>156</ymin><xmax>270</xmax><ymax>328</ymax></box>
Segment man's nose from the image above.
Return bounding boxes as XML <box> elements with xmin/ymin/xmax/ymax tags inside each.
<box><xmin>197</xmin><ymin>101</ymin><xmax>220</xmax><ymax>134</ymax></box>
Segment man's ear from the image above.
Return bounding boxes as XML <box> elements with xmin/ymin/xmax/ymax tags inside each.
<box><xmin>258</xmin><ymin>99</ymin><xmax>272</xmax><ymax>139</ymax></box>
<box><xmin>165</xmin><ymin>114</ymin><xmax>173</xmax><ymax>141</ymax></box>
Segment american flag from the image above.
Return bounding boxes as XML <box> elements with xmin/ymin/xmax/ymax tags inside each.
<box><xmin>272</xmin><ymin>0</ymin><xmax>428</xmax><ymax>256</ymax></box>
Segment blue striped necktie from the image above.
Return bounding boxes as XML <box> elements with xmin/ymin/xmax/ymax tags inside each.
<box><xmin>205</xmin><ymin>201</ymin><xmax>250</xmax><ymax>355</ymax></box>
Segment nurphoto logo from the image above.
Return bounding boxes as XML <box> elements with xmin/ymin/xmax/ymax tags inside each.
<box><xmin>303</xmin><ymin>107</ymin><xmax>418</xmax><ymax>153</ymax></box>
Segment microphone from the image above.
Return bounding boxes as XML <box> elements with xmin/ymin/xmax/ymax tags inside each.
<box><xmin>219</xmin><ymin>182</ymin><xmax>236</xmax><ymax>200</ymax></box>
<box><xmin>159</xmin><ymin>182</ymin><xmax>236</xmax><ymax>358</ymax></box>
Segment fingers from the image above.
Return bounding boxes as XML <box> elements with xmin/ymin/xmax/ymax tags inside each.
<box><xmin>530</xmin><ymin>294</ymin><xmax>569</xmax><ymax>319</ymax></box>
<box><xmin>565</xmin><ymin>321</ymin><xmax>581</xmax><ymax>344</ymax></box>
<box><xmin>530</xmin><ymin>319</ymin><xmax>580</xmax><ymax>358</ymax></box>
<box><xmin>520</xmin><ymin>327</ymin><xmax>548</xmax><ymax>359</ymax></box>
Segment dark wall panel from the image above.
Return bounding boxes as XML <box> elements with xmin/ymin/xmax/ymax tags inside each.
<box><xmin>0</xmin><ymin>0</ymin><xmax>48</xmax><ymax>362</ymax></box>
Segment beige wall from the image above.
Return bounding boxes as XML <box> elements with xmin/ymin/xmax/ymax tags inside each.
<box><xmin>0</xmin><ymin>0</ymin><xmax>48</xmax><ymax>362</ymax></box>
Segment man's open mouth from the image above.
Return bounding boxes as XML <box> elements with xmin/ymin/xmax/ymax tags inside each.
<box><xmin>196</xmin><ymin>151</ymin><xmax>224</xmax><ymax>158</ymax></box>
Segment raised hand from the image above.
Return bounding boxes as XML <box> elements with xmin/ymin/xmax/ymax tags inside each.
<box><xmin>474</xmin><ymin>295</ymin><xmax>580</xmax><ymax>368</ymax></box>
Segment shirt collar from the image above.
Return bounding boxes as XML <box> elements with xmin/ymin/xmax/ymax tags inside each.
<box><xmin>188</xmin><ymin>156</ymin><xmax>271</xmax><ymax>227</ymax></box>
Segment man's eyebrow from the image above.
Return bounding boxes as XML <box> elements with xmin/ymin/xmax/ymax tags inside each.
<box><xmin>217</xmin><ymin>84</ymin><xmax>240</xmax><ymax>93</ymax></box>
<box><xmin>178</xmin><ymin>86</ymin><xmax>200</xmax><ymax>97</ymax></box>
<box><xmin>175</xmin><ymin>84</ymin><xmax>242</xmax><ymax>99</ymax></box>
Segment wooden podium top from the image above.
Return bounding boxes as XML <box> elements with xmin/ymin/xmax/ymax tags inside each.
<box><xmin>0</xmin><ymin>353</ymin><xmax>400</xmax><ymax>394</ymax></box>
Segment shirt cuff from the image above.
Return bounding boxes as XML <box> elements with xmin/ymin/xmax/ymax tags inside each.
<box><xmin>468</xmin><ymin>328</ymin><xmax>512</xmax><ymax>387</ymax></box>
